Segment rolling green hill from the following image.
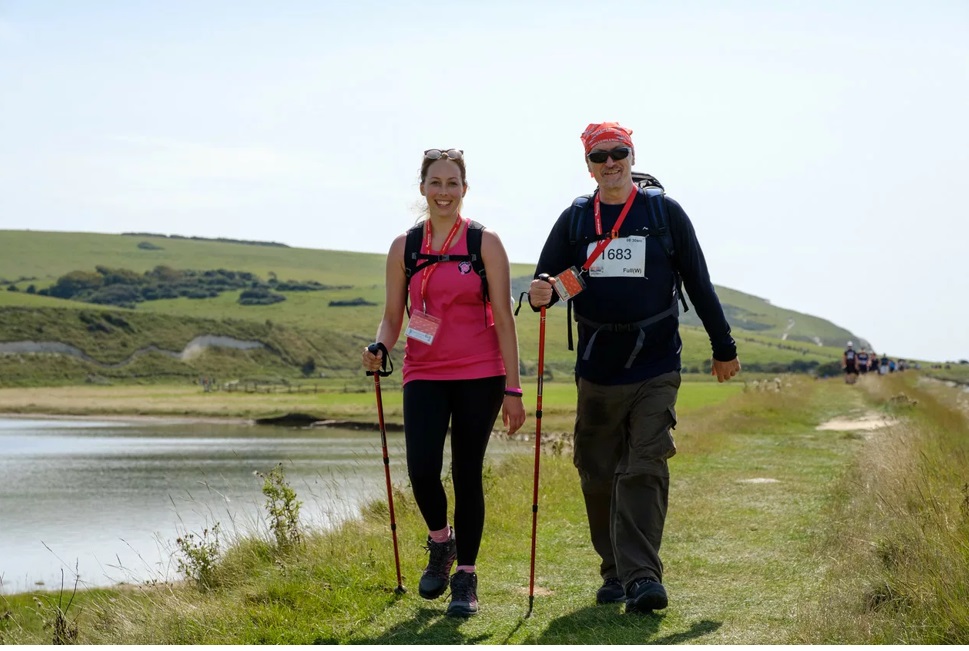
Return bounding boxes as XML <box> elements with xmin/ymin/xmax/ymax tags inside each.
<box><xmin>0</xmin><ymin>229</ymin><xmax>858</xmax><ymax>386</ymax></box>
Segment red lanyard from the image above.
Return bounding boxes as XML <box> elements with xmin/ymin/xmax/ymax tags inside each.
<box><xmin>582</xmin><ymin>186</ymin><xmax>638</xmax><ymax>272</ymax></box>
<box><xmin>419</xmin><ymin>216</ymin><xmax>465</xmax><ymax>312</ymax></box>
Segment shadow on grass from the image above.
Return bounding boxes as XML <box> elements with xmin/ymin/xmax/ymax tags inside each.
<box><xmin>331</xmin><ymin>600</ymin><xmax>721</xmax><ymax>645</ymax></box>
<box><xmin>342</xmin><ymin>606</ymin><xmax>490</xmax><ymax>645</ymax></box>
<box><xmin>533</xmin><ymin>605</ymin><xmax>722</xmax><ymax>645</ymax></box>
<box><xmin>651</xmin><ymin>619</ymin><xmax>723</xmax><ymax>645</ymax></box>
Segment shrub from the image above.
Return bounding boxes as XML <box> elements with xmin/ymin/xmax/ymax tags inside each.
<box><xmin>182</xmin><ymin>288</ymin><xmax>219</xmax><ymax>300</ymax></box>
<box><xmin>40</xmin><ymin>270</ymin><xmax>103</xmax><ymax>299</ymax></box>
<box><xmin>328</xmin><ymin>297</ymin><xmax>376</xmax><ymax>307</ymax></box>
<box><xmin>815</xmin><ymin>360</ymin><xmax>843</xmax><ymax>377</ymax></box>
<box><xmin>258</xmin><ymin>464</ymin><xmax>302</xmax><ymax>550</ymax></box>
<box><xmin>239</xmin><ymin>288</ymin><xmax>286</xmax><ymax>306</ymax></box>
<box><xmin>175</xmin><ymin>523</ymin><xmax>222</xmax><ymax>591</ymax></box>
<box><xmin>86</xmin><ymin>284</ymin><xmax>144</xmax><ymax>308</ymax></box>
<box><xmin>301</xmin><ymin>357</ymin><xmax>316</xmax><ymax>377</ymax></box>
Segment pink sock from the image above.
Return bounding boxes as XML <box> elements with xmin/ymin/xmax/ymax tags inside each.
<box><xmin>429</xmin><ymin>525</ymin><xmax>451</xmax><ymax>543</ymax></box>
<box><xmin>456</xmin><ymin>565</ymin><xmax>475</xmax><ymax>574</ymax></box>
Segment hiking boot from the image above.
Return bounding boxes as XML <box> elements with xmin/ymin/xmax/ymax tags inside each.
<box><xmin>596</xmin><ymin>577</ymin><xmax>626</xmax><ymax>604</ymax></box>
<box><xmin>418</xmin><ymin>532</ymin><xmax>456</xmax><ymax>600</ymax></box>
<box><xmin>446</xmin><ymin>570</ymin><xmax>478</xmax><ymax>617</ymax></box>
<box><xmin>625</xmin><ymin>578</ymin><xmax>668</xmax><ymax>614</ymax></box>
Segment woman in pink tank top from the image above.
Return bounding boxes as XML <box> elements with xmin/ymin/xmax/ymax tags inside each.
<box><xmin>361</xmin><ymin>148</ymin><xmax>525</xmax><ymax>618</ymax></box>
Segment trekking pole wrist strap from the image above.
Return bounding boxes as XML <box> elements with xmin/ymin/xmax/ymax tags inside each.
<box><xmin>366</xmin><ymin>342</ymin><xmax>393</xmax><ymax>377</ymax></box>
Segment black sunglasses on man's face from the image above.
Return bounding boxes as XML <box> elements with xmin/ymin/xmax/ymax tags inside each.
<box><xmin>587</xmin><ymin>147</ymin><xmax>631</xmax><ymax>164</ymax></box>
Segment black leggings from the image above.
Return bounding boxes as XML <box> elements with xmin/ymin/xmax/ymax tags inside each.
<box><xmin>402</xmin><ymin>375</ymin><xmax>504</xmax><ymax>566</ymax></box>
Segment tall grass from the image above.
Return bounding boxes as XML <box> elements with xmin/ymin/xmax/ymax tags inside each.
<box><xmin>797</xmin><ymin>373</ymin><xmax>969</xmax><ymax>643</ymax></box>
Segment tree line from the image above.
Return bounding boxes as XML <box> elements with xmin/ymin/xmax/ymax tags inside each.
<box><xmin>7</xmin><ymin>265</ymin><xmax>349</xmax><ymax>308</ymax></box>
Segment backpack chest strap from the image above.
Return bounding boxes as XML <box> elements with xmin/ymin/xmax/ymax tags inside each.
<box><xmin>410</xmin><ymin>252</ymin><xmax>475</xmax><ymax>274</ymax></box>
<box><xmin>403</xmin><ymin>223</ymin><xmax>489</xmax><ymax>325</ymax></box>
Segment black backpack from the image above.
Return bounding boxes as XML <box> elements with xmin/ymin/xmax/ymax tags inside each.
<box><xmin>561</xmin><ymin>172</ymin><xmax>689</xmax><ymax>352</ymax></box>
<box><xmin>403</xmin><ymin>220</ymin><xmax>489</xmax><ymax>320</ymax></box>
<box><xmin>567</xmin><ymin>173</ymin><xmax>678</xmax><ymax>270</ymax></box>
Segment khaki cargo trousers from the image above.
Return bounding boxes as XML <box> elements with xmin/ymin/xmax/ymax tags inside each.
<box><xmin>573</xmin><ymin>371</ymin><xmax>679</xmax><ymax>592</ymax></box>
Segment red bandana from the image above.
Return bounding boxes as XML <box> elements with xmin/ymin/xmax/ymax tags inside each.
<box><xmin>580</xmin><ymin>122</ymin><xmax>634</xmax><ymax>154</ymax></box>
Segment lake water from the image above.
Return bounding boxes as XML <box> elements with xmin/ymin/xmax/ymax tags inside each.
<box><xmin>0</xmin><ymin>416</ymin><xmax>523</xmax><ymax>595</ymax></box>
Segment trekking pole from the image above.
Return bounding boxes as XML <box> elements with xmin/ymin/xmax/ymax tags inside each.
<box><xmin>526</xmin><ymin>274</ymin><xmax>550</xmax><ymax>617</ymax></box>
<box><xmin>366</xmin><ymin>342</ymin><xmax>405</xmax><ymax>595</ymax></box>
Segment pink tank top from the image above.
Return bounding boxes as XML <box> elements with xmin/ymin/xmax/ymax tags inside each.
<box><xmin>402</xmin><ymin>221</ymin><xmax>505</xmax><ymax>384</ymax></box>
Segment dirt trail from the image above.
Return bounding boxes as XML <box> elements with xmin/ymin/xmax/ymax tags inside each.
<box><xmin>815</xmin><ymin>412</ymin><xmax>896</xmax><ymax>431</ymax></box>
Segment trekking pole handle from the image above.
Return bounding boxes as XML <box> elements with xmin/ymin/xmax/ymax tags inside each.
<box><xmin>537</xmin><ymin>273</ymin><xmax>554</xmax><ymax>308</ymax></box>
<box><xmin>366</xmin><ymin>342</ymin><xmax>393</xmax><ymax>377</ymax></box>
<box><xmin>516</xmin><ymin>274</ymin><xmax>554</xmax><ymax>316</ymax></box>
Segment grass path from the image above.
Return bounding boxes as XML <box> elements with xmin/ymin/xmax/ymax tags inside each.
<box><xmin>326</xmin><ymin>378</ymin><xmax>859</xmax><ymax>645</ymax></box>
<box><xmin>2</xmin><ymin>374</ymin><xmax>949</xmax><ymax>644</ymax></box>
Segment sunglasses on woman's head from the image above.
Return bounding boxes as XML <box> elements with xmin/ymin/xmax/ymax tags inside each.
<box><xmin>424</xmin><ymin>148</ymin><xmax>464</xmax><ymax>161</ymax></box>
<box><xmin>587</xmin><ymin>147</ymin><xmax>631</xmax><ymax>164</ymax></box>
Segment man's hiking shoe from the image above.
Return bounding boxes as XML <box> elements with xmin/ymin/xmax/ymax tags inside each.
<box><xmin>445</xmin><ymin>570</ymin><xmax>478</xmax><ymax>617</ymax></box>
<box><xmin>418</xmin><ymin>532</ymin><xmax>456</xmax><ymax>600</ymax></box>
<box><xmin>596</xmin><ymin>577</ymin><xmax>626</xmax><ymax>604</ymax></box>
<box><xmin>625</xmin><ymin>578</ymin><xmax>668</xmax><ymax>614</ymax></box>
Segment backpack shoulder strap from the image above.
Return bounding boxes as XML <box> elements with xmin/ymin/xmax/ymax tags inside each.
<box><xmin>568</xmin><ymin>193</ymin><xmax>595</xmax><ymax>245</ymax></box>
<box><xmin>402</xmin><ymin>224</ymin><xmax>424</xmax><ymax>317</ymax></box>
<box><xmin>465</xmin><ymin>220</ymin><xmax>489</xmax><ymax>303</ymax></box>
<box><xmin>641</xmin><ymin>187</ymin><xmax>673</xmax><ymax>257</ymax></box>
<box><xmin>564</xmin><ymin>193</ymin><xmax>595</xmax><ymax>350</ymax></box>
<box><xmin>640</xmin><ymin>186</ymin><xmax>689</xmax><ymax>314</ymax></box>
<box><xmin>465</xmin><ymin>220</ymin><xmax>486</xmax><ymax>278</ymax></box>
<box><xmin>404</xmin><ymin>223</ymin><xmax>424</xmax><ymax>282</ymax></box>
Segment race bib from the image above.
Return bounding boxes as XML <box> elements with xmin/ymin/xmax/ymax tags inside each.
<box><xmin>405</xmin><ymin>311</ymin><xmax>441</xmax><ymax>345</ymax></box>
<box><xmin>587</xmin><ymin>236</ymin><xmax>646</xmax><ymax>277</ymax></box>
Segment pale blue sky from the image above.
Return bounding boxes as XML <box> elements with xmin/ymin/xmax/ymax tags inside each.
<box><xmin>1</xmin><ymin>0</ymin><xmax>967</xmax><ymax>362</ymax></box>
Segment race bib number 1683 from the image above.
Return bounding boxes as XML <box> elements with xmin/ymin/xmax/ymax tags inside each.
<box><xmin>587</xmin><ymin>236</ymin><xmax>646</xmax><ymax>277</ymax></box>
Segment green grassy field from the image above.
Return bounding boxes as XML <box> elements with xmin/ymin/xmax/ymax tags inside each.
<box><xmin>922</xmin><ymin>362</ymin><xmax>969</xmax><ymax>384</ymax></box>
<box><xmin>2</xmin><ymin>372</ymin><xmax>965</xmax><ymax>644</ymax></box>
<box><xmin>0</xmin><ymin>230</ymin><xmax>856</xmax><ymax>347</ymax></box>
<box><xmin>1</xmin><ymin>229</ymin><xmax>860</xmax><ymax>375</ymax></box>
<box><xmin>0</xmin><ymin>230</ymin><xmax>388</xmax><ymax>286</ymax></box>
<box><xmin>0</xmin><ymin>295</ymin><xmax>847</xmax><ymax>389</ymax></box>
<box><xmin>0</xmin><ymin>379</ymin><xmax>743</xmax><ymax>435</ymax></box>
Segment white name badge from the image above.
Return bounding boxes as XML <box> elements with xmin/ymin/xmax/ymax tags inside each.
<box><xmin>587</xmin><ymin>236</ymin><xmax>647</xmax><ymax>277</ymax></box>
<box><xmin>405</xmin><ymin>311</ymin><xmax>441</xmax><ymax>345</ymax></box>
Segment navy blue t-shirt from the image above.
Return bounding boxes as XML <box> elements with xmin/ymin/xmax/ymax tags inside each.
<box><xmin>533</xmin><ymin>189</ymin><xmax>736</xmax><ymax>385</ymax></box>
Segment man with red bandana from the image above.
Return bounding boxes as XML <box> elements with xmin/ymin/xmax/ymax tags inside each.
<box><xmin>527</xmin><ymin>122</ymin><xmax>741</xmax><ymax>614</ymax></box>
